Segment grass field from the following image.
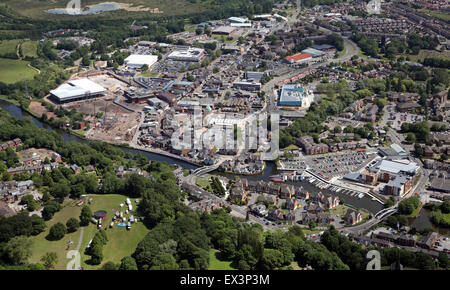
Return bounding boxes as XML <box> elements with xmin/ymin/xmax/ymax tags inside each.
<box><xmin>28</xmin><ymin>194</ymin><xmax>149</xmax><ymax>270</ymax></box>
<box><xmin>28</xmin><ymin>200</ymin><xmax>84</xmax><ymax>270</ymax></box>
<box><xmin>403</xmin><ymin>50</ymin><xmax>450</xmax><ymax>62</ymax></box>
<box><xmin>208</xmin><ymin>249</ymin><xmax>236</xmax><ymax>270</ymax></box>
<box><xmin>78</xmin><ymin>194</ymin><xmax>149</xmax><ymax>269</ymax></box>
<box><xmin>0</xmin><ymin>39</ymin><xmax>20</xmax><ymax>56</ymax></box>
<box><xmin>0</xmin><ymin>58</ymin><xmax>37</xmax><ymax>84</ymax></box>
<box><xmin>21</xmin><ymin>41</ymin><xmax>38</xmax><ymax>59</ymax></box>
<box><xmin>140</xmin><ymin>71</ymin><xmax>162</xmax><ymax>77</ymax></box>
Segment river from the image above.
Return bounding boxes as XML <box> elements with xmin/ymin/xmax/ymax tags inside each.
<box><xmin>0</xmin><ymin>100</ymin><xmax>197</xmax><ymax>170</ymax></box>
<box><xmin>1</xmin><ymin>99</ymin><xmax>384</xmax><ymax>213</ymax></box>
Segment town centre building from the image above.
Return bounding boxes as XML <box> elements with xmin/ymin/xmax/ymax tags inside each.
<box><xmin>278</xmin><ymin>84</ymin><xmax>314</xmax><ymax>108</ymax></box>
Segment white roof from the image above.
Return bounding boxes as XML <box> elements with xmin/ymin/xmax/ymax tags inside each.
<box><xmin>390</xmin><ymin>143</ymin><xmax>406</xmax><ymax>154</ymax></box>
<box><xmin>124</xmin><ymin>54</ymin><xmax>158</xmax><ymax>67</ymax></box>
<box><xmin>50</xmin><ymin>78</ymin><xmax>106</xmax><ymax>101</ymax></box>
<box><xmin>374</xmin><ymin>160</ymin><xmax>418</xmax><ymax>174</ymax></box>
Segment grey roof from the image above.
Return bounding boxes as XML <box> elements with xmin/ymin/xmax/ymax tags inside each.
<box><xmin>372</xmin><ymin>159</ymin><xmax>419</xmax><ymax>175</ymax></box>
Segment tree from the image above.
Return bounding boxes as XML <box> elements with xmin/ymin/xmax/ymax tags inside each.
<box><xmin>124</xmin><ymin>173</ymin><xmax>148</xmax><ymax>197</ymax></box>
<box><xmin>440</xmin><ymin>200</ymin><xmax>450</xmax><ymax>214</ymax></box>
<box><xmin>259</xmin><ymin>249</ymin><xmax>284</xmax><ymax>270</ymax></box>
<box><xmin>398</xmin><ymin>196</ymin><xmax>420</xmax><ymax>215</ymax></box>
<box><xmin>119</xmin><ymin>256</ymin><xmax>138</xmax><ymax>270</ymax></box>
<box><xmin>405</xmin><ymin>132</ymin><xmax>416</xmax><ymax>144</ymax></box>
<box><xmin>438</xmin><ymin>252</ymin><xmax>449</xmax><ymax>269</ymax></box>
<box><xmin>150</xmin><ymin>254</ymin><xmax>179</xmax><ymax>270</ymax></box>
<box><xmin>80</xmin><ymin>206</ymin><xmax>92</xmax><ymax>226</ymax></box>
<box><xmin>20</xmin><ymin>194</ymin><xmax>38</xmax><ymax>211</ymax></box>
<box><xmin>4</xmin><ymin>236</ymin><xmax>33</xmax><ymax>265</ymax></box>
<box><xmin>89</xmin><ymin>243</ymin><xmax>104</xmax><ymax>265</ymax></box>
<box><xmin>100</xmin><ymin>261</ymin><xmax>117</xmax><ymax>270</ymax></box>
<box><xmin>66</xmin><ymin>218</ymin><xmax>80</xmax><ymax>233</ymax></box>
<box><xmin>48</xmin><ymin>222</ymin><xmax>67</xmax><ymax>240</ymax></box>
<box><xmin>40</xmin><ymin>252</ymin><xmax>58</xmax><ymax>269</ymax></box>
<box><xmin>50</xmin><ymin>182</ymin><xmax>71</xmax><ymax>200</ymax></box>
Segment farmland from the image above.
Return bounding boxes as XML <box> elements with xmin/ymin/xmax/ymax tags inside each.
<box><xmin>21</xmin><ymin>40</ymin><xmax>38</xmax><ymax>59</ymax></box>
<box><xmin>0</xmin><ymin>58</ymin><xmax>38</xmax><ymax>84</ymax></box>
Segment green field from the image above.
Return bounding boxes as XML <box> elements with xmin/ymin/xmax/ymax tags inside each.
<box><xmin>0</xmin><ymin>0</ymin><xmax>207</xmax><ymax>19</ymax></box>
<box><xmin>21</xmin><ymin>41</ymin><xmax>38</xmax><ymax>59</ymax></box>
<box><xmin>208</xmin><ymin>249</ymin><xmax>236</xmax><ymax>270</ymax></box>
<box><xmin>0</xmin><ymin>58</ymin><xmax>38</xmax><ymax>84</ymax></box>
<box><xmin>0</xmin><ymin>39</ymin><xmax>20</xmax><ymax>56</ymax></box>
<box><xmin>403</xmin><ymin>49</ymin><xmax>450</xmax><ymax>62</ymax></box>
<box><xmin>29</xmin><ymin>200</ymin><xmax>84</xmax><ymax>270</ymax></box>
<box><xmin>29</xmin><ymin>194</ymin><xmax>150</xmax><ymax>270</ymax></box>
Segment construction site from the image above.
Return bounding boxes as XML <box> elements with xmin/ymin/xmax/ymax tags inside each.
<box><xmin>48</xmin><ymin>71</ymin><xmax>143</xmax><ymax>144</ymax></box>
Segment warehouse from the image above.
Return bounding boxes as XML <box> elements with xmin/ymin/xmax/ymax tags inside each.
<box><xmin>228</xmin><ymin>17</ymin><xmax>249</xmax><ymax>23</ymax></box>
<box><xmin>212</xmin><ymin>26</ymin><xmax>236</xmax><ymax>35</ymax></box>
<box><xmin>50</xmin><ymin>78</ymin><xmax>107</xmax><ymax>104</ymax></box>
<box><xmin>301</xmin><ymin>48</ymin><xmax>325</xmax><ymax>58</ymax></box>
<box><xmin>168</xmin><ymin>47</ymin><xmax>206</xmax><ymax>62</ymax></box>
<box><xmin>124</xmin><ymin>54</ymin><xmax>158</xmax><ymax>69</ymax></box>
<box><xmin>278</xmin><ymin>84</ymin><xmax>314</xmax><ymax>108</ymax></box>
<box><xmin>282</xmin><ymin>53</ymin><xmax>312</xmax><ymax>64</ymax></box>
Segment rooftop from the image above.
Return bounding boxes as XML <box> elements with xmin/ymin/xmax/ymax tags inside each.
<box><xmin>50</xmin><ymin>78</ymin><xmax>106</xmax><ymax>101</ymax></box>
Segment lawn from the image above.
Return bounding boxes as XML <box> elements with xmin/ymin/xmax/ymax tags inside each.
<box><xmin>79</xmin><ymin>194</ymin><xmax>149</xmax><ymax>269</ymax></box>
<box><xmin>0</xmin><ymin>39</ymin><xmax>20</xmax><ymax>56</ymax></box>
<box><xmin>0</xmin><ymin>58</ymin><xmax>38</xmax><ymax>84</ymax></box>
<box><xmin>196</xmin><ymin>175</ymin><xmax>213</xmax><ymax>189</ymax></box>
<box><xmin>28</xmin><ymin>200</ymin><xmax>84</xmax><ymax>270</ymax></box>
<box><xmin>21</xmin><ymin>41</ymin><xmax>38</xmax><ymax>58</ymax></box>
<box><xmin>140</xmin><ymin>71</ymin><xmax>162</xmax><ymax>77</ymax></box>
<box><xmin>208</xmin><ymin>249</ymin><xmax>236</xmax><ymax>270</ymax></box>
<box><xmin>28</xmin><ymin>194</ymin><xmax>150</xmax><ymax>270</ymax></box>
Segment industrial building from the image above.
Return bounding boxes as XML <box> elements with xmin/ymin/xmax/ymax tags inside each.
<box><xmin>50</xmin><ymin>78</ymin><xmax>107</xmax><ymax>104</ymax></box>
<box><xmin>301</xmin><ymin>48</ymin><xmax>326</xmax><ymax>58</ymax></box>
<box><xmin>212</xmin><ymin>26</ymin><xmax>236</xmax><ymax>35</ymax></box>
<box><xmin>232</xmin><ymin>80</ymin><xmax>262</xmax><ymax>91</ymax></box>
<box><xmin>282</xmin><ymin>53</ymin><xmax>312</xmax><ymax>64</ymax></box>
<box><xmin>124</xmin><ymin>54</ymin><xmax>158</xmax><ymax>69</ymax></box>
<box><xmin>228</xmin><ymin>17</ymin><xmax>249</xmax><ymax>23</ymax></box>
<box><xmin>168</xmin><ymin>47</ymin><xmax>206</xmax><ymax>62</ymax></box>
<box><xmin>278</xmin><ymin>84</ymin><xmax>314</xmax><ymax>108</ymax></box>
<box><xmin>123</xmin><ymin>88</ymin><xmax>153</xmax><ymax>104</ymax></box>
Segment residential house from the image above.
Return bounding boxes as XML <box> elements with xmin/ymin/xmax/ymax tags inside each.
<box><xmin>344</xmin><ymin>209</ymin><xmax>362</xmax><ymax>225</ymax></box>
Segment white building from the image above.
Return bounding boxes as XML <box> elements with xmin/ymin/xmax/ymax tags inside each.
<box><xmin>50</xmin><ymin>78</ymin><xmax>106</xmax><ymax>103</ymax></box>
<box><xmin>124</xmin><ymin>54</ymin><xmax>158</xmax><ymax>69</ymax></box>
<box><xmin>168</xmin><ymin>47</ymin><xmax>206</xmax><ymax>62</ymax></box>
